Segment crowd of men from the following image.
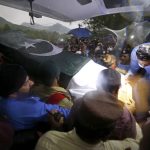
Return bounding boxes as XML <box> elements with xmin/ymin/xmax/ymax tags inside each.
<box><xmin>0</xmin><ymin>38</ymin><xmax>150</xmax><ymax>150</ymax></box>
<box><xmin>65</xmin><ymin>36</ymin><xmax>130</xmax><ymax>71</ymax></box>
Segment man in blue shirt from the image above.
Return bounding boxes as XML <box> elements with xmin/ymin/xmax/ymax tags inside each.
<box><xmin>129</xmin><ymin>43</ymin><xmax>150</xmax><ymax>81</ymax></box>
<box><xmin>128</xmin><ymin>43</ymin><xmax>150</xmax><ymax>122</ymax></box>
<box><xmin>0</xmin><ymin>64</ymin><xmax>70</xmax><ymax>131</ymax></box>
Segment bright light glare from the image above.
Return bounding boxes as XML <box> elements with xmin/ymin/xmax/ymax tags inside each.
<box><xmin>130</xmin><ymin>35</ymin><xmax>135</xmax><ymax>39</ymax></box>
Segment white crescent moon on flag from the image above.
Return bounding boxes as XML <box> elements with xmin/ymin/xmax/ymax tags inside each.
<box><xmin>29</xmin><ymin>44</ymin><xmax>63</xmax><ymax>56</ymax></box>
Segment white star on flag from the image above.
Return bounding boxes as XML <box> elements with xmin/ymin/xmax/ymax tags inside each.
<box><xmin>21</xmin><ymin>42</ymin><xmax>36</xmax><ymax>49</ymax></box>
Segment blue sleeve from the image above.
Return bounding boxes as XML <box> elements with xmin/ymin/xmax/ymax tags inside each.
<box><xmin>45</xmin><ymin>103</ymin><xmax>71</xmax><ymax>118</ymax></box>
<box><xmin>130</xmin><ymin>47</ymin><xmax>140</xmax><ymax>74</ymax></box>
<box><xmin>34</xmin><ymin>98</ymin><xmax>70</xmax><ymax>120</ymax></box>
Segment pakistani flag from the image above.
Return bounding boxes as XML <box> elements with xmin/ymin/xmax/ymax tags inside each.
<box><xmin>0</xmin><ymin>31</ymin><xmax>90</xmax><ymax>88</ymax></box>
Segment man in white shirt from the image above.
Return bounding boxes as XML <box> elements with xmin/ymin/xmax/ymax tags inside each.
<box><xmin>35</xmin><ymin>91</ymin><xmax>142</xmax><ymax>150</ymax></box>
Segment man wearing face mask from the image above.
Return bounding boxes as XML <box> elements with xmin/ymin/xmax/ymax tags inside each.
<box><xmin>129</xmin><ymin>43</ymin><xmax>150</xmax><ymax>81</ymax></box>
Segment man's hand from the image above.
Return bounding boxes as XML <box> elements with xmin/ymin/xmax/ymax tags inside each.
<box><xmin>47</xmin><ymin>110</ymin><xmax>64</xmax><ymax>130</ymax></box>
<box><xmin>125</xmin><ymin>75</ymin><xmax>138</xmax><ymax>86</ymax></box>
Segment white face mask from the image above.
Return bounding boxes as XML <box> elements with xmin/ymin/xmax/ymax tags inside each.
<box><xmin>138</xmin><ymin>63</ymin><xmax>144</xmax><ymax>68</ymax></box>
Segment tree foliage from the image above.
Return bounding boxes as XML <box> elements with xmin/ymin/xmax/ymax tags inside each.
<box><xmin>84</xmin><ymin>13</ymin><xmax>132</xmax><ymax>36</ymax></box>
<box><xmin>0</xmin><ymin>23</ymin><xmax>68</xmax><ymax>44</ymax></box>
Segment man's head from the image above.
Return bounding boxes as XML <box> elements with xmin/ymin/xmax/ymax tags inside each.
<box><xmin>37</xmin><ymin>60</ymin><xmax>60</xmax><ymax>87</ymax></box>
<box><xmin>136</xmin><ymin>43</ymin><xmax>150</xmax><ymax>68</ymax></box>
<box><xmin>119</xmin><ymin>49</ymin><xmax>131</xmax><ymax>65</ymax></box>
<box><xmin>0</xmin><ymin>64</ymin><xmax>33</xmax><ymax>97</ymax></box>
<box><xmin>96</xmin><ymin>69</ymin><xmax>121</xmax><ymax>96</ymax></box>
<box><xmin>95</xmin><ymin>49</ymin><xmax>108</xmax><ymax>61</ymax></box>
<box><xmin>73</xmin><ymin>91</ymin><xmax>123</xmax><ymax>143</ymax></box>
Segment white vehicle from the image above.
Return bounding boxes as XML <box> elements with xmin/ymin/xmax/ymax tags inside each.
<box><xmin>0</xmin><ymin>0</ymin><xmax>149</xmax><ymax>21</ymax></box>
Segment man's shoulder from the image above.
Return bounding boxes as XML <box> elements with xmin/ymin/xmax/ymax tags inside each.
<box><xmin>105</xmin><ymin>138</ymin><xmax>139</xmax><ymax>150</ymax></box>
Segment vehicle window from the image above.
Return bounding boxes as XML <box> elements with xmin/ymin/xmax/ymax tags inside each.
<box><xmin>103</xmin><ymin>0</ymin><xmax>143</xmax><ymax>8</ymax></box>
